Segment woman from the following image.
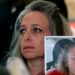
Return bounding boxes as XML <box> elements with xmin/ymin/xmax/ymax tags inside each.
<box><xmin>47</xmin><ymin>39</ymin><xmax>74</xmax><ymax>70</ymax></box>
<box><xmin>56</xmin><ymin>39</ymin><xmax>75</xmax><ymax>75</ymax></box>
<box><xmin>6</xmin><ymin>1</ymin><xmax>72</xmax><ymax>75</ymax></box>
<box><xmin>47</xmin><ymin>38</ymin><xmax>75</xmax><ymax>75</ymax></box>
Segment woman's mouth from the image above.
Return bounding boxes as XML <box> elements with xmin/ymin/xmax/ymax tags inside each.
<box><xmin>23</xmin><ymin>46</ymin><xmax>35</xmax><ymax>51</ymax></box>
<box><xmin>24</xmin><ymin>46</ymin><xmax>34</xmax><ymax>49</ymax></box>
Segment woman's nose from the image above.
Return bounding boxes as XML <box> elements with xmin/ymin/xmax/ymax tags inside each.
<box><xmin>24</xmin><ymin>31</ymin><xmax>32</xmax><ymax>41</ymax></box>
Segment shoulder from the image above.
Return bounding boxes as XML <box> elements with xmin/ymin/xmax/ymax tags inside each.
<box><xmin>6</xmin><ymin>57</ymin><xmax>30</xmax><ymax>75</ymax></box>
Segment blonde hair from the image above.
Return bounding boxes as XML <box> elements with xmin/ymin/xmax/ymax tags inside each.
<box><xmin>56</xmin><ymin>39</ymin><xmax>75</xmax><ymax>75</ymax></box>
<box><xmin>9</xmin><ymin>0</ymin><xmax>72</xmax><ymax>60</ymax></box>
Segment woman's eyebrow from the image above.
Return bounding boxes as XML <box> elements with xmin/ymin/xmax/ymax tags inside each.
<box><xmin>17</xmin><ymin>24</ymin><xmax>40</xmax><ymax>30</ymax></box>
<box><xmin>16</xmin><ymin>25</ymin><xmax>25</xmax><ymax>30</ymax></box>
<box><xmin>19</xmin><ymin>25</ymin><xmax>26</xmax><ymax>28</ymax></box>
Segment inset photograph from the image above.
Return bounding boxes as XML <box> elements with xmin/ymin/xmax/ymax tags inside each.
<box><xmin>45</xmin><ymin>36</ymin><xmax>75</xmax><ymax>75</ymax></box>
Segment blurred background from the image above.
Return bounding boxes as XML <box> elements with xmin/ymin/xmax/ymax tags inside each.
<box><xmin>65</xmin><ymin>0</ymin><xmax>75</xmax><ymax>36</ymax></box>
<box><xmin>65</xmin><ymin>0</ymin><xmax>75</xmax><ymax>21</ymax></box>
<box><xmin>0</xmin><ymin>0</ymin><xmax>75</xmax><ymax>65</ymax></box>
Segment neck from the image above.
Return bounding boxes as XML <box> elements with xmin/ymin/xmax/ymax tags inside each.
<box><xmin>27</xmin><ymin>57</ymin><xmax>44</xmax><ymax>75</ymax></box>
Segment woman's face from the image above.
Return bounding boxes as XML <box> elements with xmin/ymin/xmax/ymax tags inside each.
<box><xmin>19</xmin><ymin>11</ymin><xmax>51</xmax><ymax>59</ymax></box>
<box><xmin>67</xmin><ymin>47</ymin><xmax>75</xmax><ymax>75</ymax></box>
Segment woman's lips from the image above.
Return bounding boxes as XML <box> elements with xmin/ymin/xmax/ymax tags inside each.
<box><xmin>23</xmin><ymin>46</ymin><xmax>35</xmax><ymax>51</ymax></box>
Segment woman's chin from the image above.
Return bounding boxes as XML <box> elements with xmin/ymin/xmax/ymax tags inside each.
<box><xmin>23</xmin><ymin>54</ymin><xmax>36</xmax><ymax>59</ymax></box>
<box><xmin>22</xmin><ymin>53</ymin><xmax>43</xmax><ymax>60</ymax></box>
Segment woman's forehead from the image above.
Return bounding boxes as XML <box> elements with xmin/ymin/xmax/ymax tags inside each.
<box><xmin>21</xmin><ymin>11</ymin><xmax>49</xmax><ymax>26</ymax></box>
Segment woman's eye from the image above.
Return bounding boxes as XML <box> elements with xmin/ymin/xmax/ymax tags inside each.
<box><xmin>33</xmin><ymin>27</ymin><xmax>42</xmax><ymax>33</ymax></box>
<box><xmin>72</xmin><ymin>57</ymin><xmax>75</xmax><ymax>60</ymax></box>
<box><xmin>19</xmin><ymin>28</ymin><xmax>26</xmax><ymax>34</ymax></box>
